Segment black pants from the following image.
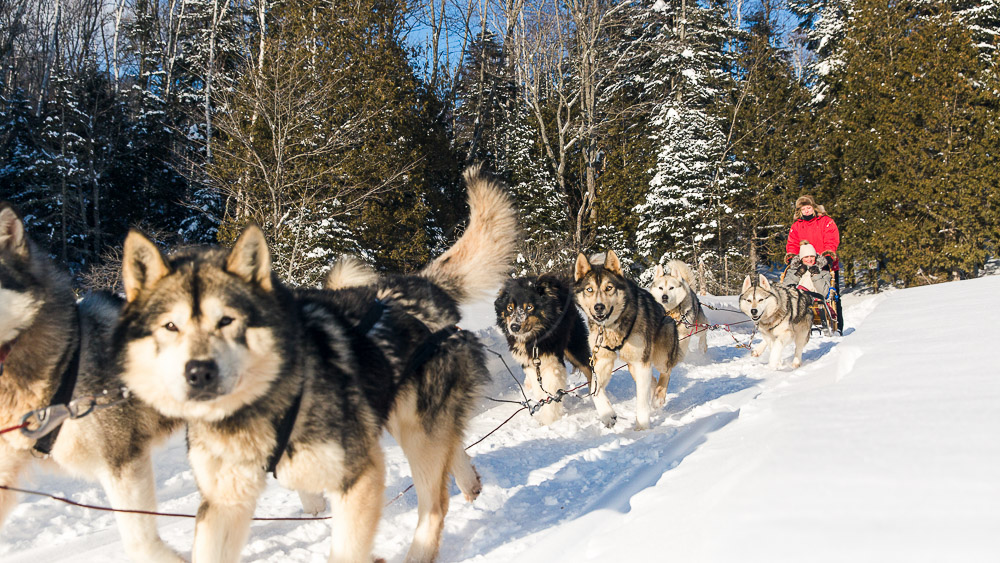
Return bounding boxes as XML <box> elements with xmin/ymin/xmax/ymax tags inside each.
<box><xmin>834</xmin><ymin>270</ymin><xmax>844</xmax><ymax>333</ymax></box>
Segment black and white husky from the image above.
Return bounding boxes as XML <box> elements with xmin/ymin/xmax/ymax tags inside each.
<box><xmin>739</xmin><ymin>274</ymin><xmax>813</xmax><ymax>369</ymax></box>
<box><xmin>574</xmin><ymin>251</ymin><xmax>681</xmax><ymax>430</ymax></box>
<box><xmin>0</xmin><ymin>204</ymin><xmax>182</xmax><ymax>562</ymax></box>
<box><xmin>114</xmin><ymin>167</ymin><xmax>518</xmax><ymax>562</ymax></box>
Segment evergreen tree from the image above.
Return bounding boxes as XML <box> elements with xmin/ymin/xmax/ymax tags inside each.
<box><xmin>788</xmin><ymin>0</ymin><xmax>853</xmax><ymax>103</ymax></box>
<box><xmin>825</xmin><ymin>0</ymin><xmax>999</xmax><ymax>285</ymax></box>
<box><xmin>634</xmin><ymin>0</ymin><xmax>734</xmax><ymax>271</ymax></box>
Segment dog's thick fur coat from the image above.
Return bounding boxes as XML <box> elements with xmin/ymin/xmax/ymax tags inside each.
<box><xmin>115</xmin><ymin>167</ymin><xmax>517</xmax><ymax>563</ymax></box>
<box><xmin>574</xmin><ymin>251</ymin><xmax>681</xmax><ymax>430</ymax></box>
<box><xmin>494</xmin><ymin>274</ymin><xmax>592</xmax><ymax>424</ymax></box>
<box><xmin>0</xmin><ymin>204</ymin><xmax>181</xmax><ymax>562</ymax></box>
<box><xmin>739</xmin><ymin>274</ymin><xmax>813</xmax><ymax>369</ymax></box>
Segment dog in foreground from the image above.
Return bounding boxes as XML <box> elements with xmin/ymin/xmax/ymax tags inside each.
<box><xmin>574</xmin><ymin>251</ymin><xmax>681</xmax><ymax>430</ymax></box>
<box><xmin>739</xmin><ymin>274</ymin><xmax>812</xmax><ymax>369</ymax></box>
<box><xmin>115</xmin><ymin>167</ymin><xmax>517</xmax><ymax>562</ymax></box>
<box><xmin>649</xmin><ymin>260</ymin><xmax>708</xmax><ymax>357</ymax></box>
<box><xmin>0</xmin><ymin>204</ymin><xmax>182</xmax><ymax>562</ymax></box>
<box><xmin>494</xmin><ymin>274</ymin><xmax>592</xmax><ymax>425</ymax></box>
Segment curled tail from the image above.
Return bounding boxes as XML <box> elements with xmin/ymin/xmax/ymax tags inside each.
<box><xmin>324</xmin><ymin>255</ymin><xmax>378</xmax><ymax>290</ymax></box>
<box><xmin>666</xmin><ymin>260</ymin><xmax>696</xmax><ymax>288</ymax></box>
<box><xmin>420</xmin><ymin>165</ymin><xmax>518</xmax><ymax>306</ymax></box>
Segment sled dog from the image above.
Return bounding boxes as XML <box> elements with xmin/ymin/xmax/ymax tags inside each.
<box><xmin>114</xmin><ymin>166</ymin><xmax>517</xmax><ymax>563</ymax></box>
<box><xmin>649</xmin><ymin>260</ymin><xmax>708</xmax><ymax>356</ymax></box>
<box><xmin>0</xmin><ymin>204</ymin><xmax>182</xmax><ymax>562</ymax></box>
<box><xmin>574</xmin><ymin>251</ymin><xmax>681</xmax><ymax>430</ymax></box>
<box><xmin>494</xmin><ymin>274</ymin><xmax>592</xmax><ymax>425</ymax></box>
<box><xmin>739</xmin><ymin>274</ymin><xmax>813</xmax><ymax>369</ymax></box>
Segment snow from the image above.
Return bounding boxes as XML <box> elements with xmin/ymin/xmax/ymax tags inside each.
<box><xmin>3</xmin><ymin>277</ymin><xmax>1000</xmax><ymax>562</ymax></box>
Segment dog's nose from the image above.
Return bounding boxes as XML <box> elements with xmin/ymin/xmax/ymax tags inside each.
<box><xmin>185</xmin><ymin>360</ymin><xmax>218</xmax><ymax>389</ymax></box>
<box><xmin>593</xmin><ymin>303</ymin><xmax>605</xmax><ymax>314</ymax></box>
<box><xmin>750</xmin><ymin>308</ymin><xmax>758</xmax><ymax>316</ymax></box>
<box><xmin>510</xmin><ymin>322</ymin><xmax>521</xmax><ymax>333</ymax></box>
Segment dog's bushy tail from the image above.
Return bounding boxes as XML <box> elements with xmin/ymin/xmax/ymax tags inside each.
<box><xmin>666</xmin><ymin>260</ymin><xmax>696</xmax><ymax>288</ymax></box>
<box><xmin>420</xmin><ymin>165</ymin><xmax>518</xmax><ymax>306</ymax></box>
<box><xmin>324</xmin><ymin>255</ymin><xmax>378</xmax><ymax>290</ymax></box>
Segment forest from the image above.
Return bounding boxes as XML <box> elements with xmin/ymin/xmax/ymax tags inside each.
<box><xmin>1</xmin><ymin>0</ymin><xmax>997</xmax><ymax>292</ymax></box>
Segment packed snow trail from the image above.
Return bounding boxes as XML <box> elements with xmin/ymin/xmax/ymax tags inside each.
<box><xmin>2</xmin><ymin>278</ymin><xmax>998</xmax><ymax>561</ymax></box>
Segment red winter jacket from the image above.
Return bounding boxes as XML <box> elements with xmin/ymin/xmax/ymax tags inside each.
<box><xmin>786</xmin><ymin>215</ymin><xmax>840</xmax><ymax>270</ymax></box>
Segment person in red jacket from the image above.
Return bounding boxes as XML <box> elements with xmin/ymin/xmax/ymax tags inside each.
<box><xmin>784</xmin><ymin>195</ymin><xmax>844</xmax><ymax>333</ymax></box>
<box><xmin>784</xmin><ymin>195</ymin><xmax>839</xmax><ymax>268</ymax></box>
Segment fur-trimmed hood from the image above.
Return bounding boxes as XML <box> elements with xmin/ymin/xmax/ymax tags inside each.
<box><xmin>793</xmin><ymin>194</ymin><xmax>828</xmax><ymax>221</ymax></box>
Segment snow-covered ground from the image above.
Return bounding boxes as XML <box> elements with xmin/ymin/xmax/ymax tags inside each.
<box><xmin>3</xmin><ymin>277</ymin><xmax>999</xmax><ymax>562</ymax></box>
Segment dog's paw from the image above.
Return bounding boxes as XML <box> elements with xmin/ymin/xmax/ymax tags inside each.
<box><xmin>463</xmin><ymin>466</ymin><xmax>483</xmax><ymax>502</ymax></box>
<box><xmin>791</xmin><ymin>358</ymin><xmax>801</xmax><ymax>369</ymax></box>
<box><xmin>652</xmin><ymin>388</ymin><xmax>667</xmax><ymax>409</ymax></box>
<box><xmin>600</xmin><ymin>413</ymin><xmax>617</xmax><ymax>428</ymax></box>
<box><xmin>634</xmin><ymin>420</ymin><xmax>650</xmax><ymax>431</ymax></box>
<box><xmin>751</xmin><ymin>346</ymin><xmax>764</xmax><ymax>357</ymax></box>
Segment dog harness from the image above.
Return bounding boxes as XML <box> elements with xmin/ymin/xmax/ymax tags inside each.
<box><xmin>264</xmin><ymin>299</ymin><xmax>462</xmax><ymax>479</ymax></box>
<box><xmin>32</xmin><ymin>312</ymin><xmax>83</xmax><ymax>456</ymax></box>
<box><xmin>265</xmin><ymin>299</ymin><xmax>388</xmax><ymax>477</ymax></box>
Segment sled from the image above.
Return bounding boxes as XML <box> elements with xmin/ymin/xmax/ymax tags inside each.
<box><xmin>780</xmin><ymin>264</ymin><xmax>839</xmax><ymax>337</ymax></box>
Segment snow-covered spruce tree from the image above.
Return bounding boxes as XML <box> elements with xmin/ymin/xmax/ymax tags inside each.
<box><xmin>951</xmin><ymin>0</ymin><xmax>1000</xmax><ymax>71</ymax></box>
<box><xmin>634</xmin><ymin>0</ymin><xmax>734</xmax><ymax>277</ymax></box>
<box><xmin>787</xmin><ymin>0</ymin><xmax>853</xmax><ymax>103</ymax></box>
<box><xmin>505</xmin><ymin>104</ymin><xmax>573</xmax><ymax>274</ymax></box>
<box><xmin>724</xmin><ymin>6</ymin><xmax>814</xmax><ymax>281</ymax></box>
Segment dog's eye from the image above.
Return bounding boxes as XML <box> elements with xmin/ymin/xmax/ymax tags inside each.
<box><xmin>526</xmin><ymin>304</ymin><xmax>533</xmax><ymax>311</ymax></box>
<box><xmin>507</xmin><ymin>303</ymin><xmax>514</xmax><ymax>311</ymax></box>
<box><xmin>604</xmin><ymin>285</ymin><xmax>614</xmax><ymax>293</ymax></box>
<box><xmin>164</xmin><ymin>322</ymin><xmax>178</xmax><ymax>332</ymax></box>
<box><xmin>217</xmin><ymin>316</ymin><xmax>234</xmax><ymax>329</ymax></box>
<box><xmin>586</xmin><ymin>287</ymin><xmax>594</xmax><ymax>293</ymax></box>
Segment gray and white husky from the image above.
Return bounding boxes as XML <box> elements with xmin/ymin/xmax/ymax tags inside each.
<box><xmin>0</xmin><ymin>204</ymin><xmax>182</xmax><ymax>562</ymax></box>
<box><xmin>114</xmin><ymin>166</ymin><xmax>518</xmax><ymax>563</ymax></box>
<box><xmin>739</xmin><ymin>274</ymin><xmax>813</xmax><ymax>369</ymax></box>
<box><xmin>649</xmin><ymin>260</ymin><xmax>708</xmax><ymax>356</ymax></box>
<box><xmin>574</xmin><ymin>250</ymin><xmax>681</xmax><ymax>430</ymax></box>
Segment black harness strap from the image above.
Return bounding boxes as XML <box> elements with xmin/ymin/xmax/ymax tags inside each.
<box><xmin>265</xmin><ymin>389</ymin><xmax>303</xmax><ymax>477</ymax></box>
<box><xmin>265</xmin><ymin>299</ymin><xmax>387</xmax><ymax>477</ymax></box>
<box><xmin>33</xmin><ymin>316</ymin><xmax>82</xmax><ymax>456</ymax></box>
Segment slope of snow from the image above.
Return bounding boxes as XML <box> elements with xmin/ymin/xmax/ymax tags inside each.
<box><xmin>2</xmin><ymin>277</ymin><xmax>998</xmax><ymax>562</ymax></box>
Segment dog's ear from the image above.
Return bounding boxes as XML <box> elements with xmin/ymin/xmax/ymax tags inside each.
<box><xmin>741</xmin><ymin>274</ymin><xmax>752</xmax><ymax>293</ymax></box>
<box><xmin>494</xmin><ymin>285</ymin><xmax>509</xmax><ymax>309</ymax></box>
<box><xmin>226</xmin><ymin>225</ymin><xmax>273</xmax><ymax>291</ymax></box>
<box><xmin>654</xmin><ymin>264</ymin><xmax>665</xmax><ymax>278</ymax></box>
<box><xmin>122</xmin><ymin>230</ymin><xmax>170</xmax><ymax>302</ymax></box>
<box><xmin>758</xmin><ymin>274</ymin><xmax>771</xmax><ymax>291</ymax></box>
<box><xmin>574</xmin><ymin>253</ymin><xmax>592</xmax><ymax>281</ymax></box>
<box><xmin>0</xmin><ymin>205</ymin><xmax>28</xmax><ymax>258</ymax></box>
<box><xmin>605</xmin><ymin>250</ymin><xmax>623</xmax><ymax>276</ymax></box>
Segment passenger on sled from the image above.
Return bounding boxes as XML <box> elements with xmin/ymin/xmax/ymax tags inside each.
<box><xmin>783</xmin><ymin>241</ymin><xmax>832</xmax><ymax>301</ymax></box>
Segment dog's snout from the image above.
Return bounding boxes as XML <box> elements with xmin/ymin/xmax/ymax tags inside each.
<box><xmin>593</xmin><ymin>303</ymin><xmax>606</xmax><ymax>314</ymax></box>
<box><xmin>185</xmin><ymin>360</ymin><xmax>218</xmax><ymax>389</ymax></box>
<box><xmin>750</xmin><ymin>308</ymin><xmax>758</xmax><ymax>316</ymax></box>
<box><xmin>510</xmin><ymin>322</ymin><xmax>522</xmax><ymax>333</ymax></box>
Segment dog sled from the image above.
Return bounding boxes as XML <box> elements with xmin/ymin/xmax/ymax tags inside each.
<box><xmin>780</xmin><ymin>265</ymin><xmax>839</xmax><ymax>337</ymax></box>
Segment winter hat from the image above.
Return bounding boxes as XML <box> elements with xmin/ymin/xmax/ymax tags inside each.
<box><xmin>795</xmin><ymin>195</ymin><xmax>817</xmax><ymax>210</ymax></box>
<box><xmin>799</xmin><ymin>241</ymin><xmax>817</xmax><ymax>258</ymax></box>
